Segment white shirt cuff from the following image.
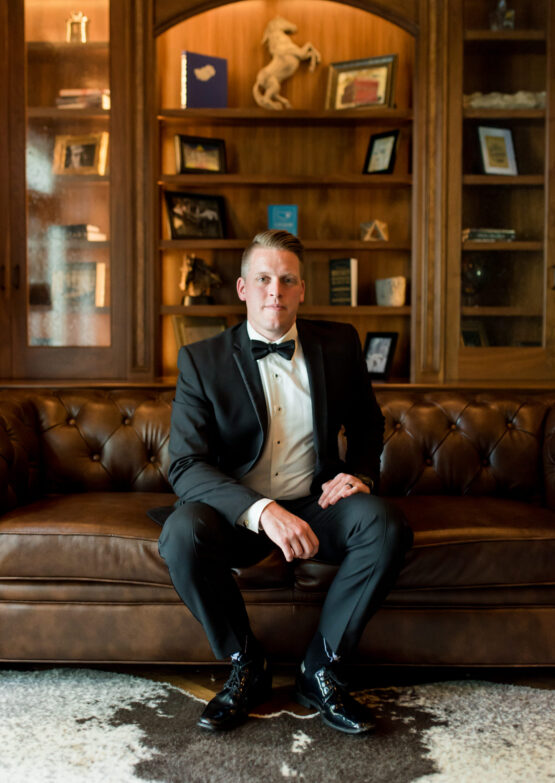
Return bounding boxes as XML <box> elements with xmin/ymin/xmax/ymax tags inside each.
<box><xmin>240</xmin><ymin>498</ymin><xmax>274</xmax><ymax>532</ymax></box>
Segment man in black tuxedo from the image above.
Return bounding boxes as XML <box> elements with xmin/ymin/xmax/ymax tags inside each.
<box><xmin>157</xmin><ymin>230</ymin><xmax>412</xmax><ymax>734</ymax></box>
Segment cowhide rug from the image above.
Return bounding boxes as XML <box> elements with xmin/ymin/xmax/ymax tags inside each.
<box><xmin>0</xmin><ymin>668</ymin><xmax>553</xmax><ymax>783</ymax></box>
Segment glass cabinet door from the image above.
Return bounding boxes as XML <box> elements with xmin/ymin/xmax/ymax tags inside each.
<box><xmin>25</xmin><ymin>1</ymin><xmax>111</xmax><ymax>350</ymax></box>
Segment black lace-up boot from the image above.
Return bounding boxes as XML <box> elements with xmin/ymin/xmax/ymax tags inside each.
<box><xmin>197</xmin><ymin>649</ymin><xmax>272</xmax><ymax>731</ymax></box>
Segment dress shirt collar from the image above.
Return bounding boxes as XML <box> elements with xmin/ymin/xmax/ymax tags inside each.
<box><xmin>246</xmin><ymin>321</ymin><xmax>298</xmax><ymax>346</ymax></box>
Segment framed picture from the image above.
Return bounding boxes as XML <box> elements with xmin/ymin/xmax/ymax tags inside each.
<box><xmin>364</xmin><ymin>332</ymin><xmax>398</xmax><ymax>380</ymax></box>
<box><xmin>174</xmin><ymin>135</ymin><xmax>227</xmax><ymax>174</ymax></box>
<box><xmin>171</xmin><ymin>315</ymin><xmax>227</xmax><ymax>349</ymax></box>
<box><xmin>326</xmin><ymin>54</ymin><xmax>397</xmax><ymax>110</ymax></box>
<box><xmin>478</xmin><ymin>126</ymin><xmax>518</xmax><ymax>175</ymax></box>
<box><xmin>363</xmin><ymin>130</ymin><xmax>400</xmax><ymax>174</ymax></box>
<box><xmin>52</xmin><ymin>132</ymin><xmax>109</xmax><ymax>175</ymax></box>
<box><xmin>461</xmin><ymin>320</ymin><xmax>488</xmax><ymax>347</ymax></box>
<box><xmin>51</xmin><ymin>261</ymin><xmax>106</xmax><ymax>311</ymax></box>
<box><xmin>164</xmin><ymin>191</ymin><xmax>225</xmax><ymax>239</ymax></box>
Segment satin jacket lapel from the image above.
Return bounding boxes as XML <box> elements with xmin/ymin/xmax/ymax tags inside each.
<box><xmin>297</xmin><ymin>320</ymin><xmax>327</xmax><ymax>459</ymax></box>
<box><xmin>232</xmin><ymin>322</ymin><xmax>268</xmax><ymax>444</ymax></box>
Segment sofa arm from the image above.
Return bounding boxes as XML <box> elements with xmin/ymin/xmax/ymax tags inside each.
<box><xmin>0</xmin><ymin>398</ymin><xmax>43</xmax><ymax>514</ymax></box>
<box><xmin>544</xmin><ymin>405</ymin><xmax>555</xmax><ymax>510</ymax></box>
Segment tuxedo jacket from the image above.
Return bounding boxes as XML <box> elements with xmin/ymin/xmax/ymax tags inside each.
<box><xmin>167</xmin><ymin>318</ymin><xmax>385</xmax><ymax>525</ymax></box>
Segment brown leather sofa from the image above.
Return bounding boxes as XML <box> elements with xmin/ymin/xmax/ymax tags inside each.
<box><xmin>1</xmin><ymin>387</ymin><xmax>554</xmax><ymax>666</ymax></box>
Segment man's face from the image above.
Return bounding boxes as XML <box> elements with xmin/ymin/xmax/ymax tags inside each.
<box><xmin>236</xmin><ymin>247</ymin><xmax>305</xmax><ymax>341</ymax></box>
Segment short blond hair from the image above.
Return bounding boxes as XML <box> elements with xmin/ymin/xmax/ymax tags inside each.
<box><xmin>241</xmin><ymin>230</ymin><xmax>304</xmax><ymax>278</ymax></box>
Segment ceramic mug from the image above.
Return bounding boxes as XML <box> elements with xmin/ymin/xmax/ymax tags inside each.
<box><xmin>375</xmin><ymin>276</ymin><xmax>406</xmax><ymax>306</ymax></box>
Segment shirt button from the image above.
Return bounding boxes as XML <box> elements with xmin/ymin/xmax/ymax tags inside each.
<box><xmin>275</xmin><ymin>472</ymin><xmax>279</xmax><ymax>477</ymax></box>
<box><xmin>277</xmin><ymin>440</ymin><xmax>281</xmax><ymax>445</ymax></box>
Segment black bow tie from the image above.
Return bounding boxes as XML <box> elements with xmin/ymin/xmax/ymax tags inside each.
<box><xmin>251</xmin><ymin>339</ymin><xmax>295</xmax><ymax>361</ymax></box>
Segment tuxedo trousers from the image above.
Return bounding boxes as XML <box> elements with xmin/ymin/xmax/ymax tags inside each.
<box><xmin>158</xmin><ymin>493</ymin><xmax>413</xmax><ymax>660</ymax></box>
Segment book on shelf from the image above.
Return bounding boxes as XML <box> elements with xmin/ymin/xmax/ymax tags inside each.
<box><xmin>462</xmin><ymin>227</ymin><xmax>516</xmax><ymax>242</ymax></box>
<box><xmin>329</xmin><ymin>258</ymin><xmax>358</xmax><ymax>306</ymax></box>
<box><xmin>48</xmin><ymin>224</ymin><xmax>107</xmax><ymax>241</ymax></box>
<box><xmin>172</xmin><ymin>315</ymin><xmax>227</xmax><ymax>349</ymax></box>
<box><xmin>180</xmin><ymin>51</ymin><xmax>228</xmax><ymax>109</ymax></box>
<box><xmin>268</xmin><ymin>204</ymin><xmax>298</xmax><ymax>235</ymax></box>
<box><xmin>56</xmin><ymin>88</ymin><xmax>110</xmax><ymax>110</ymax></box>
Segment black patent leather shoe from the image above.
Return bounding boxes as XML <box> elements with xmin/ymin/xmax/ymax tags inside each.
<box><xmin>295</xmin><ymin>665</ymin><xmax>375</xmax><ymax>734</ymax></box>
<box><xmin>197</xmin><ymin>655</ymin><xmax>272</xmax><ymax>731</ymax></box>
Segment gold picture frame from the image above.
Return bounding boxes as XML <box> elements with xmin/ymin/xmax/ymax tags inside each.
<box><xmin>326</xmin><ymin>55</ymin><xmax>398</xmax><ymax>110</ymax></box>
<box><xmin>52</xmin><ymin>132</ymin><xmax>109</xmax><ymax>175</ymax></box>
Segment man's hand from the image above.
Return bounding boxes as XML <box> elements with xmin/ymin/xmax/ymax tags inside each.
<box><xmin>259</xmin><ymin>502</ymin><xmax>319</xmax><ymax>563</ymax></box>
<box><xmin>318</xmin><ymin>472</ymin><xmax>370</xmax><ymax>509</ymax></box>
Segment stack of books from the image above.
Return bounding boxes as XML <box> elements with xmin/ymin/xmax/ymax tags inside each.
<box><xmin>55</xmin><ymin>88</ymin><xmax>110</xmax><ymax>110</ymax></box>
<box><xmin>462</xmin><ymin>227</ymin><xmax>516</xmax><ymax>242</ymax></box>
<box><xmin>49</xmin><ymin>224</ymin><xmax>107</xmax><ymax>242</ymax></box>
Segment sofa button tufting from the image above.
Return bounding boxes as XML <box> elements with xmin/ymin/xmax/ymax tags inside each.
<box><xmin>123</xmin><ymin>418</ymin><xmax>131</xmax><ymax>425</ymax></box>
<box><xmin>450</xmin><ymin>424</ymin><xmax>457</xmax><ymax>431</ymax></box>
<box><xmin>149</xmin><ymin>455</ymin><xmax>157</xmax><ymax>463</ymax></box>
<box><xmin>506</xmin><ymin>422</ymin><xmax>514</xmax><ymax>429</ymax></box>
<box><xmin>395</xmin><ymin>422</ymin><xmax>402</xmax><ymax>430</ymax></box>
<box><xmin>91</xmin><ymin>454</ymin><xmax>100</xmax><ymax>462</ymax></box>
<box><xmin>482</xmin><ymin>458</ymin><xmax>489</xmax><ymax>466</ymax></box>
<box><xmin>68</xmin><ymin>418</ymin><xmax>76</xmax><ymax>426</ymax></box>
<box><xmin>425</xmin><ymin>458</ymin><xmax>433</xmax><ymax>466</ymax></box>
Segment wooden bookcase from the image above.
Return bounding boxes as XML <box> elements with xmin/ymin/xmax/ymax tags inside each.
<box><xmin>445</xmin><ymin>0</ymin><xmax>555</xmax><ymax>381</ymax></box>
<box><xmin>155</xmin><ymin>1</ymin><xmax>416</xmax><ymax>380</ymax></box>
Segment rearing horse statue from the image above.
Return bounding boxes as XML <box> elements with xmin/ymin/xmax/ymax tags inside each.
<box><xmin>253</xmin><ymin>17</ymin><xmax>321</xmax><ymax>110</ymax></box>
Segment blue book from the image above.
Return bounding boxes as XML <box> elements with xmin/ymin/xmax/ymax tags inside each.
<box><xmin>267</xmin><ymin>205</ymin><xmax>298</xmax><ymax>234</ymax></box>
<box><xmin>180</xmin><ymin>51</ymin><xmax>228</xmax><ymax>109</ymax></box>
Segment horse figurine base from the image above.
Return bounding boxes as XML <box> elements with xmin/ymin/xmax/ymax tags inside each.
<box><xmin>253</xmin><ymin>17</ymin><xmax>321</xmax><ymax>110</ymax></box>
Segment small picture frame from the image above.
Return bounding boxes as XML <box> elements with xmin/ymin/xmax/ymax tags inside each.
<box><xmin>478</xmin><ymin>126</ymin><xmax>518</xmax><ymax>175</ymax></box>
<box><xmin>364</xmin><ymin>331</ymin><xmax>398</xmax><ymax>380</ymax></box>
<box><xmin>363</xmin><ymin>130</ymin><xmax>400</xmax><ymax>174</ymax></box>
<box><xmin>174</xmin><ymin>135</ymin><xmax>227</xmax><ymax>174</ymax></box>
<box><xmin>461</xmin><ymin>320</ymin><xmax>489</xmax><ymax>347</ymax></box>
<box><xmin>52</xmin><ymin>132</ymin><xmax>109</xmax><ymax>175</ymax></box>
<box><xmin>171</xmin><ymin>315</ymin><xmax>227</xmax><ymax>349</ymax></box>
<box><xmin>326</xmin><ymin>54</ymin><xmax>397</xmax><ymax>110</ymax></box>
<box><xmin>164</xmin><ymin>191</ymin><xmax>225</xmax><ymax>239</ymax></box>
<box><xmin>51</xmin><ymin>261</ymin><xmax>106</xmax><ymax>311</ymax></box>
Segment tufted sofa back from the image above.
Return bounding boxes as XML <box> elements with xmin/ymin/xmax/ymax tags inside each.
<box><xmin>1</xmin><ymin>388</ymin><xmax>555</xmax><ymax>508</ymax></box>
<box><xmin>378</xmin><ymin>391</ymin><xmax>555</xmax><ymax>503</ymax></box>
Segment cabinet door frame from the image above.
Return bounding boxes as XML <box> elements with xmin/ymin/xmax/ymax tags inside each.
<box><xmin>4</xmin><ymin>0</ymin><xmax>136</xmax><ymax>380</ymax></box>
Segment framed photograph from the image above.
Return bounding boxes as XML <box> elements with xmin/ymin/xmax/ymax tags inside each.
<box><xmin>364</xmin><ymin>332</ymin><xmax>398</xmax><ymax>380</ymax></box>
<box><xmin>326</xmin><ymin>54</ymin><xmax>398</xmax><ymax>110</ymax></box>
<box><xmin>174</xmin><ymin>135</ymin><xmax>227</xmax><ymax>174</ymax></box>
<box><xmin>52</xmin><ymin>132</ymin><xmax>109</xmax><ymax>175</ymax></box>
<box><xmin>461</xmin><ymin>320</ymin><xmax>489</xmax><ymax>347</ymax></box>
<box><xmin>478</xmin><ymin>126</ymin><xmax>518</xmax><ymax>175</ymax></box>
<box><xmin>51</xmin><ymin>261</ymin><xmax>106</xmax><ymax>311</ymax></box>
<box><xmin>164</xmin><ymin>191</ymin><xmax>225</xmax><ymax>239</ymax></box>
<box><xmin>363</xmin><ymin>129</ymin><xmax>400</xmax><ymax>174</ymax></box>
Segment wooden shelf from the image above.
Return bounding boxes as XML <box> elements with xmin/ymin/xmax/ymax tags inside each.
<box><xmin>462</xmin><ymin>241</ymin><xmax>543</xmax><ymax>251</ymax></box>
<box><xmin>27</xmin><ymin>41</ymin><xmax>109</xmax><ymax>51</ymax></box>
<box><xmin>29</xmin><ymin>240</ymin><xmax>110</xmax><ymax>249</ymax></box>
<box><xmin>27</xmin><ymin>107</ymin><xmax>109</xmax><ymax>119</ymax></box>
<box><xmin>158</xmin><ymin>108</ymin><xmax>413</xmax><ymax>125</ymax></box>
<box><xmin>461</xmin><ymin>307</ymin><xmax>542</xmax><ymax>317</ymax></box>
<box><xmin>463</xmin><ymin>175</ymin><xmax>544</xmax><ymax>186</ymax></box>
<box><xmin>160</xmin><ymin>174</ymin><xmax>412</xmax><ymax>188</ymax></box>
<box><xmin>463</xmin><ymin>109</ymin><xmax>545</xmax><ymax>120</ymax></box>
<box><xmin>464</xmin><ymin>30</ymin><xmax>546</xmax><ymax>42</ymax></box>
<box><xmin>159</xmin><ymin>239</ymin><xmax>411</xmax><ymax>251</ymax></box>
<box><xmin>161</xmin><ymin>305</ymin><xmax>411</xmax><ymax>316</ymax></box>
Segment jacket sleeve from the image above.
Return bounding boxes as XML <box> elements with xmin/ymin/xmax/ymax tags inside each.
<box><xmin>168</xmin><ymin>346</ymin><xmax>264</xmax><ymax>524</ymax></box>
<box><xmin>342</xmin><ymin>327</ymin><xmax>384</xmax><ymax>491</ymax></box>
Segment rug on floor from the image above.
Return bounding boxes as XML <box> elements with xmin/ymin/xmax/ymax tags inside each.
<box><xmin>0</xmin><ymin>668</ymin><xmax>553</xmax><ymax>783</ymax></box>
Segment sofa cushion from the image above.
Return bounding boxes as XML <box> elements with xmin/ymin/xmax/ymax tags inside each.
<box><xmin>0</xmin><ymin>492</ymin><xmax>172</xmax><ymax>586</ymax></box>
<box><xmin>293</xmin><ymin>496</ymin><xmax>555</xmax><ymax>593</ymax></box>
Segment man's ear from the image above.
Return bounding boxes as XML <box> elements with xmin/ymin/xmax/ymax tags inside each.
<box><xmin>300</xmin><ymin>280</ymin><xmax>305</xmax><ymax>303</ymax></box>
<box><xmin>236</xmin><ymin>277</ymin><xmax>246</xmax><ymax>301</ymax></box>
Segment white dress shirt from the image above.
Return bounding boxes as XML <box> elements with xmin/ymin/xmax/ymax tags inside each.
<box><xmin>238</xmin><ymin>321</ymin><xmax>316</xmax><ymax>532</ymax></box>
